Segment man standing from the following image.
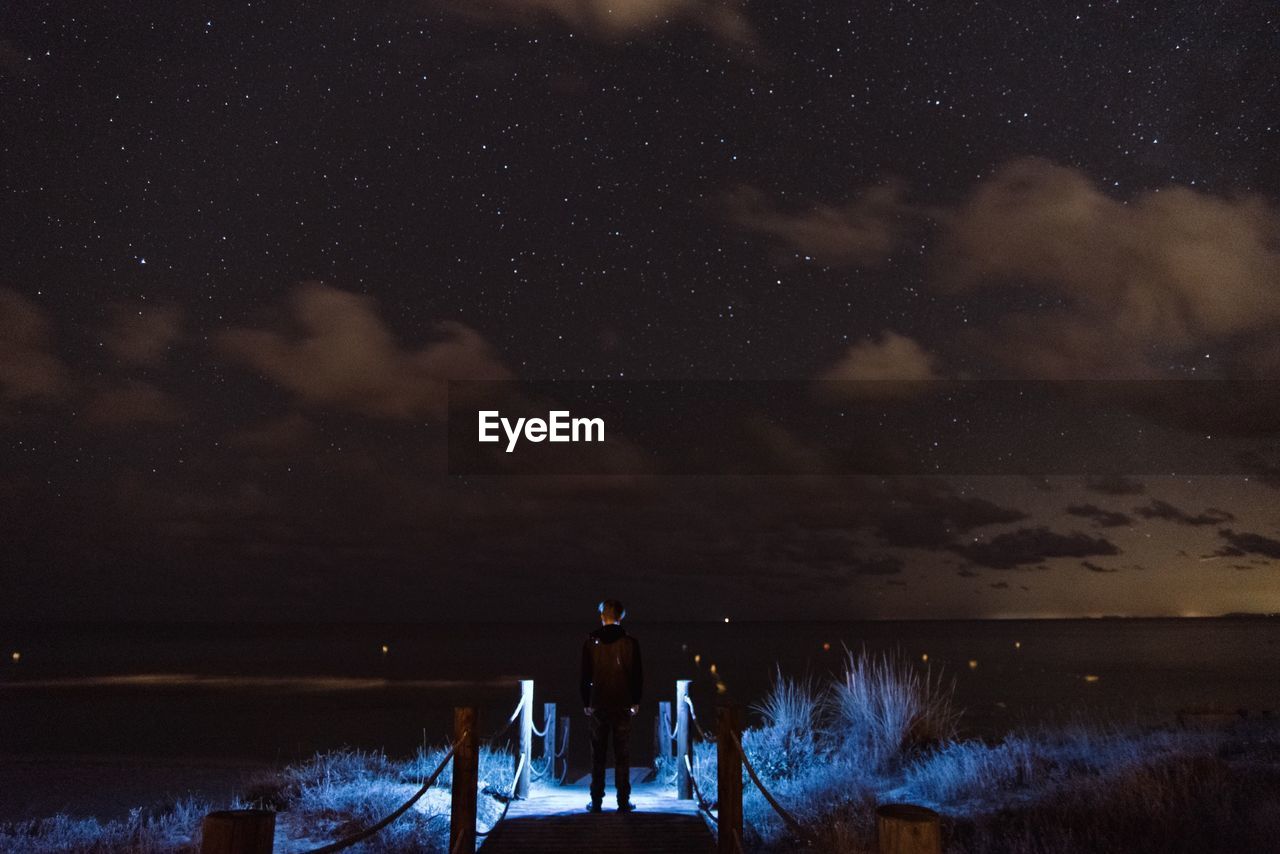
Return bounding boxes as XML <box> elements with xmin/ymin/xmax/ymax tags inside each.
<box><xmin>580</xmin><ymin>598</ymin><xmax>643</xmax><ymax>812</ymax></box>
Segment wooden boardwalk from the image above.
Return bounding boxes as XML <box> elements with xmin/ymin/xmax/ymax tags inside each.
<box><xmin>478</xmin><ymin>779</ymin><xmax>714</xmax><ymax>853</ymax></box>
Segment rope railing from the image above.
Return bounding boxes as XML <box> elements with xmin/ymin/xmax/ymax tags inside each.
<box><xmin>304</xmin><ymin>731</ymin><xmax>464</xmax><ymax>854</ymax></box>
<box><xmin>476</xmin><ymin>751</ymin><xmax>527</xmax><ymax>838</ymax></box>
<box><xmin>483</xmin><ymin>695</ymin><xmax>526</xmax><ymax>743</ymax></box>
<box><xmin>684</xmin><ymin>694</ymin><xmax>716</xmax><ymax>742</ymax></box>
<box><xmin>684</xmin><ymin>753</ymin><xmax>717</xmax><ymax>824</ymax></box>
<box><xmin>725</xmin><ymin>726</ymin><xmax>816</xmax><ymax>845</ymax></box>
<box><xmin>665</xmin><ymin>713</ymin><xmax>680</xmax><ymax>742</ymax></box>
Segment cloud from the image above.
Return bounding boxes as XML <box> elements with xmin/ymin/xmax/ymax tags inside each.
<box><xmin>935</xmin><ymin>158</ymin><xmax>1280</xmax><ymax>378</ymax></box>
<box><xmin>228</xmin><ymin>413</ymin><xmax>318</xmax><ymax>454</ymax></box>
<box><xmin>1066</xmin><ymin>503</ymin><xmax>1132</xmax><ymax>527</ymax></box>
<box><xmin>818</xmin><ymin>332</ymin><xmax>940</xmax><ymax>388</ymax></box>
<box><xmin>1215</xmin><ymin>529</ymin><xmax>1280</xmax><ymax>560</ymax></box>
<box><xmin>1133</xmin><ymin>499</ymin><xmax>1233</xmax><ymax>526</ymax></box>
<box><xmin>84</xmin><ymin>381</ymin><xmax>184</xmax><ymax>426</ymax></box>
<box><xmin>1081</xmin><ymin>560</ymin><xmax>1119</xmax><ymax>573</ymax></box>
<box><xmin>950</xmin><ymin>526</ymin><xmax>1119</xmax><ymax>570</ymax></box>
<box><xmin>876</xmin><ymin>487</ymin><xmax>1027</xmax><ymax>548</ymax></box>
<box><xmin>106</xmin><ymin>304</ymin><xmax>183</xmax><ymax>364</ymax></box>
<box><xmin>1085</xmin><ymin>475</ymin><xmax>1146</xmax><ymax>496</ymax></box>
<box><xmin>216</xmin><ymin>283</ymin><xmax>510</xmax><ymax>419</ymax></box>
<box><xmin>0</xmin><ymin>288</ymin><xmax>72</xmax><ymax>401</ymax></box>
<box><xmin>849</xmin><ymin>555</ymin><xmax>904</xmax><ymax>576</ymax></box>
<box><xmin>724</xmin><ymin>180</ymin><xmax>911</xmax><ymax>266</ymax></box>
<box><xmin>438</xmin><ymin>0</ymin><xmax>753</xmax><ymax>43</ymax></box>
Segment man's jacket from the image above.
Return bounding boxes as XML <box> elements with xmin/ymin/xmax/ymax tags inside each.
<box><xmin>580</xmin><ymin>624</ymin><xmax>643</xmax><ymax>713</ymax></box>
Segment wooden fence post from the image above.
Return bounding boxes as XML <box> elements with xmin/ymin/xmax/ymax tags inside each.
<box><xmin>542</xmin><ymin>701</ymin><xmax>556</xmax><ymax>783</ymax></box>
<box><xmin>516</xmin><ymin>679</ymin><xmax>533</xmax><ymax>798</ymax></box>
<box><xmin>450</xmin><ymin>707</ymin><xmax>478</xmax><ymax>853</ymax></box>
<box><xmin>200</xmin><ymin>809</ymin><xmax>274</xmax><ymax>854</ymax></box>
<box><xmin>655</xmin><ymin>700</ymin><xmax>673</xmax><ymax>770</ymax></box>
<box><xmin>716</xmin><ymin>704</ymin><xmax>743</xmax><ymax>854</ymax></box>
<box><xmin>675</xmin><ymin>679</ymin><xmax>692</xmax><ymax>800</ymax></box>
<box><xmin>876</xmin><ymin>803</ymin><xmax>942</xmax><ymax>854</ymax></box>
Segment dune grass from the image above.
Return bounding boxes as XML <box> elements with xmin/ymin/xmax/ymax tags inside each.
<box><xmin>0</xmin><ymin>744</ymin><xmax>515</xmax><ymax>854</ymax></box>
<box><xmin>716</xmin><ymin>650</ymin><xmax>1280</xmax><ymax>853</ymax></box>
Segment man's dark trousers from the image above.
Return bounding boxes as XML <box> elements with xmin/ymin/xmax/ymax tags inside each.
<box><xmin>589</xmin><ymin>709</ymin><xmax>631</xmax><ymax>806</ymax></box>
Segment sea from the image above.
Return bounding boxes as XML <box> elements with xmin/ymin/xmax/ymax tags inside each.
<box><xmin>2</xmin><ymin>618</ymin><xmax>1278</xmax><ymax>822</ymax></box>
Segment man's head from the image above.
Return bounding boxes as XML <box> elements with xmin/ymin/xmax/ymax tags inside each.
<box><xmin>598</xmin><ymin>599</ymin><xmax>625</xmax><ymax>624</ymax></box>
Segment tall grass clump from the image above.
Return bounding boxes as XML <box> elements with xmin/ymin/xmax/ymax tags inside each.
<box><xmin>742</xmin><ymin>668</ymin><xmax>823</xmax><ymax>781</ymax></box>
<box><xmin>829</xmin><ymin>648</ymin><xmax>958</xmax><ymax>772</ymax></box>
<box><xmin>0</xmin><ymin>799</ymin><xmax>207</xmax><ymax>853</ymax></box>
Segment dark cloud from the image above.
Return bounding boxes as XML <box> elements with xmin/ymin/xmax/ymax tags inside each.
<box><xmin>1085</xmin><ymin>476</ymin><xmax>1146</xmax><ymax>496</ymax></box>
<box><xmin>0</xmin><ymin>288</ymin><xmax>72</xmax><ymax>401</ymax></box>
<box><xmin>1081</xmin><ymin>560</ymin><xmax>1119</xmax><ymax>574</ymax></box>
<box><xmin>1134</xmin><ymin>499</ymin><xmax>1234</xmax><ymax>526</ymax></box>
<box><xmin>228</xmin><ymin>413</ymin><xmax>319</xmax><ymax>454</ymax></box>
<box><xmin>950</xmin><ymin>527</ymin><xmax>1120</xmax><ymax>570</ymax></box>
<box><xmin>1216</xmin><ymin>529</ymin><xmax>1280</xmax><ymax>560</ymax></box>
<box><xmin>106</xmin><ymin>304</ymin><xmax>184</xmax><ymax>365</ymax></box>
<box><xmin>876</xmin><ymin>486</ymin><xmax>1027</xmax><ymax>549</ymax></box>
<box><xmin>83</xmin><ymin>381</ymin><xmax>184</xmax><ymax>427</ymax></box>
<box><xmin>849</xmin><ymin>555</ymin><xmax>904</xmax><ymax>576</ymax></box>
<box><xmin>990</xmin><ymin>581</ymin><xmax>1009</xmax><ymax>589</ymax></box>
<box><xmin>1066</xmin><ymin>504</ymin><xmax>1132</xmax><ymax>528</ymax></box>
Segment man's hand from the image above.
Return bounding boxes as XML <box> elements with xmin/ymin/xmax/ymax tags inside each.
<box><xmin>584</xmin><ymin>706</ymin><xmax>594</xmax><ymax>717</ymax></box>
<box><xmin>629</xmin><ymin>705</ymin><xmax>639</xmax><ymax>716</ymax></box>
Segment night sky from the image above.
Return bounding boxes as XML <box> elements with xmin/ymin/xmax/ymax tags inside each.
<box><xmin>2</xmin><ymin>2</ymin><xmax>1278</xmax><ymax>621</ymax></box>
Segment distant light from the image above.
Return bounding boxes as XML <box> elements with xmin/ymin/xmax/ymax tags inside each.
<box><xmin>1083</xmin><ymin>674</ymin><xmax>1100</xmax><ymax>683</ymax></box>
<box><xmin>715</xmin><ymin>681</ymin><xmax>728</xmax><ymax>694</ymax></box>
<box><xmin>921</xmin><ymin>653</ymin><xmax>928</xmax><ymax>663</ymax></box>
<box><xmin>968</xmin><ymin>659</ymin><xmax>978</xmax><ymax>670</ymax></box>
<box><xmin>822</xmin><ymin>642</ymin><xmax>831</xmax><ymax>652</ymax></box>
<box><xmin>694</xmin><ymin>654</ymin><xmax>701</xmax><ymax>665</ymax></box>
<box><xmin>380</xmin><ymin>644</ymin><xmax>389</xmax><ymax>655</ymax></box>
<box><xmin>723</xmin><ymin>617</ymin><xmax>730</xmax><ymax>623</ymax></box>
<box><xmin>709</xmin><ymin>664</ymin><xmax>717</xmax><ymax>675</ymax></box>
<box><xmin>1014</xmin><ymin>641</ymin><xmax>1022</xmax><ymax>650</ymax></box>
<box><xmin>10</xmin><ymin>651</ymin><xmax>18</xmax><ymax>664</ymax></box>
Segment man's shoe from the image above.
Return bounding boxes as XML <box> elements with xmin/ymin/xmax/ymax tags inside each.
<box><xmin>616</xmin><ymin>801</ymin><xmax>636</xmax><ymax>813</ymax></box>
<box><xmin>585</xmin><ymin>802</ymin><xmax>603</xmax><ymax>813</ymax></box>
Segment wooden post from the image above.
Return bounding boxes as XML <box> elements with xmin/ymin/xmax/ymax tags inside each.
<box><xmin>655</xmin><ymin>700</ymin><xmax>673</xmax><ymax>769</ymax></box>
<box><xmin>516</xmin><ymin>680</ymin><xmax>533</xmax><ymax>798</ymax></box>
<box><xmin>450</xmin><ymin>707</ymin><xmax>478</xmax><ymax>854</ymax></box>
<box><xmin>716</xmin><ymin>704</ymin><xmax>743</xmax><ymax>854</ymax></box>
<box><xmin>200</xmin><ymin>809</ymin><xmax>274</xmax><ymax>854</ymax></box>
<box><xmin>876</xmin><ymin>803</ymin><xmax>942</xmax><ymax>854</ymax></box>
<box><xmin>542</xmin><ymin>701</ymin><xmax>557</xmax><ymax>783</ymax></box>
<box><xmin>675</xmin><ymin>679</ymin><xmax>692</xmax><ymax>800</ymax></box>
